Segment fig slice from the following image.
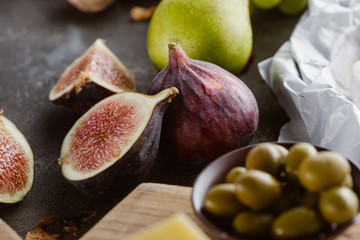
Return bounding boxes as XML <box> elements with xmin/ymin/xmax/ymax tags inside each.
<box><xmin>59</xmin><ymin>87</ymin><xmax>178</xmax><ymax>194</ymax></box>
<box><xmin>0</xmin><ymin>109</ymin><xmax>34</xmax><ymax>204</ymax></box>
<box><xmin>49</xmin><ymin>38</ymin><xmax>136</xmax><ymax>113</ymax></box>
<box><xmin>67</xmin><ymin>0</ymin><xmax>116</xmax><ymax>13</ymax></box>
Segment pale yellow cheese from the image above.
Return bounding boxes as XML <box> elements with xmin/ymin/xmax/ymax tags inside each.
<box><xmin>124</xmin><ymin>212</ymin><xmax>211</xmax><ymax>240</ymax></box>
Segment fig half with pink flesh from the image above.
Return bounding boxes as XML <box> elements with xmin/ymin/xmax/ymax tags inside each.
<box><xmin>59</xmin><ymin>87</ymin><xmax>178</xmax><ymax>194</ymax></box>
<box><xmin>0</xmin><ymin>109</ymin><xmax>34</xmax><ymax>204</ymax></box>
<box><xmin>67</xmin><ymin>0</ymin><xmax>116</xmax><ymax>13</ymax></box>
<box><xmin>49</xmin><ymin>38</ymin><xmax>136</xmax><ymax>113</ymax></box>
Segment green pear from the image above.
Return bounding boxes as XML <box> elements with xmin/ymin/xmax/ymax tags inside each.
<box><xmin>147</xmin><ymin>0</ymin><xmax>253</xmax><ymax>75</ymax></box>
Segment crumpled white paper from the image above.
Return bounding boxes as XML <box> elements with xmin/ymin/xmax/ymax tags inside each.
<box><xmin>258</xmin><ymin>0</ymin><xmax>360</xmax><ymax>162</ymax></box>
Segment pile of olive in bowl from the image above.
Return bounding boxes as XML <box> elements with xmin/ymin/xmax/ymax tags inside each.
<box><xmin>192</xmin><ymin>142</ymin><xmax>360</xmax><ymax>240</ymax></box>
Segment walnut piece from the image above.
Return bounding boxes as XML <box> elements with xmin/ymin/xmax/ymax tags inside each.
<box><xmin>130</xmin><ymin>6</ymin><xmax>157</xmax><ymax>21</ymax></box>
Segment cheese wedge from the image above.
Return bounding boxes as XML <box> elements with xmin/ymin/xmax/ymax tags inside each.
<box><xmin>124</xmin><ymin>212</ymin><xmax>210</xmax><ymax>240</ymax></box>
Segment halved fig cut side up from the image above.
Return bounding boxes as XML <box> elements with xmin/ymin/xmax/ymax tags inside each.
<box><xmin>67</xmin><ymin>0</ymin><xmax>116</xmax><ymax>13</ymax></box>
<box><xmin>59</xmin><ymin>87</ymin><xmax>179</xmax><ymax>194</ymax></box>
<box><xmin>0</xmin><ymin>109</ymin><xmax>34</xmax><ymax>204</ymax></box>
<box><xmin>49</xmin><ymin>38</ymin><xmax>136</xmax><ymax>113</ymax></box>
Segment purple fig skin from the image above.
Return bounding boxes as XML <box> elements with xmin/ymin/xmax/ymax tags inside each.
<box><xmin>62</xmin><ymin>88</ymin><xmax>178</xmax><ymax>195</ymax></box>
<box><xmin>147</xmin><ymin>42</ymin><xmax>259</xmax><ymax>165</ymax></box>
<box><xmin>51</xmin><ymin>81</ymin><xmax>116</xmax><ymax>114</ymax></box>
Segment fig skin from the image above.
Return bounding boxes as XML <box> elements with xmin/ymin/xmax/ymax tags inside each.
<box><xmin>59</xmin><ymin>88</ymin><xmax>178</xmax><ymax>195</ymax></box>
<box><xmin>147</xmin><ymin>42</ymin><xmax>259</xmax><ymax>165</ymax></box>
<box><xmin>49</xmin><ymin>39</ymin><xmax>135</xmax><ymax>114</ymax></box>
<box><xmin>51</xmin><ymin>81</ymin><xmax>118</xmax><ymax>114</ymax></box>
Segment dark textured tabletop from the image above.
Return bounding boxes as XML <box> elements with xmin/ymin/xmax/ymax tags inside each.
<box><xmin>0</xmin><ymin>0</ymin><xmax>300</xmax><ymax>238</ymax></box>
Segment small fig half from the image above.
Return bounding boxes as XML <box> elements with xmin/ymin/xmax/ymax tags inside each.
<box><xmin>0</xmin><ymin>109</ymin><xmax>34</xmax><ymax>204</ymax></box>
<box><xmin>67</xmin><ymin>0</ymin><xmax>116</xmax><ymax>13</ymax></box>
<box><xmin>59</xmin><ymin>88</ymin><xmax>178</xmax><ymax>194</ymax></box>
<box><xmin>147</xmin><ymin>41</ymin><xmax>259</xmax><ymax>165</ymax></box>
<box><xmin>49</xmin><ymin>38</ymin><xmax>135</xmax><ymax>113</ymax></box>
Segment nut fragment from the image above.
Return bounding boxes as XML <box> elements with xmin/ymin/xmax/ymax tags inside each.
<box><xmin>25</xmin><ymin>211</ymin><xmax>96</xmax><ymax>240</ymax></box>
<box><xmin>130</xmin><ymin>6</ymin><xmax>156</xmax><ymax>21</ymax></box>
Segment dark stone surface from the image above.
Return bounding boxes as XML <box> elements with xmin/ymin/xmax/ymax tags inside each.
<box><xmin>0</xmin><ymin>0</ymin><xmax>299</xmax><ymax>238</ymax></box>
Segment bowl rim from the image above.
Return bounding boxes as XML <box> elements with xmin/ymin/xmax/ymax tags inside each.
<box><xmin>191</xmin><ymin>141</ymin><xmax>360</xmax><ymax>240</ymax></box>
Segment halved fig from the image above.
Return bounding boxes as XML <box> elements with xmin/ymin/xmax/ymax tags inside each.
<box><xmin>0</xmin><ymin>109</ymin><xmax>34</xmax><ymax>204</ymax></box>
<box><xmin>59</xmin><ymin>87</ymin><xmax>178</xmax><ymax>194</ymax></box>
<box><xmin>67</xmin><ymin>0</ymin><xmax>116</xmax><ymax>13</ymax></box>
<box><xmin>49</xmin><ymin>38</ymin><xmax>136</xmax><ymax>113</ymax></box>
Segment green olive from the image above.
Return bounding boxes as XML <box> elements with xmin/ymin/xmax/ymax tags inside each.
<box><xmin>203</xmin><ymin>183</ymin><xmax>244</xmax><ymax>217</ymax></box>
<box><xmin>233</xmin><ymin>211</ymin><xmax>273</xmax><ymax>236</ymax></box>
<box><xmin>225</xmin><ymin>166</ymin><xmax>247</xmax><ymax>183</ymax></box>
<box><xmin>272</xmin><ymin>206</ymin><xmax>323</xmax><ymax>239</ymax></box>
<box><xmin>285</xmin><ymin>142</ymin><xmax>317</xmax><ymax>183</ymax></box>
<box><xmin>298</xmin><ymin>151</ymin><xmax>350</xmax><ymax>192</ymax></box>
<box><xmin>273</xmin><ymin>144</ymin><xmax>289</xmax><ymax>163</ymax></box>
<box><xmin>341</xmin><ymin>174</ymin><xmax>354</xmax><ymax>189</ymax></box>
<box><xmin>245</xmin><ymin>143</ymin><xmax>284</xmax><ymax>176</ymax></box>
<box><xmin>235</xmin><ymin>169</ymin><xmax>281</xmax><ymax>210</ymax></box>
<box><xmin>319</xmin><ymin>186</ymin><xmax>359</xmax><ymax>224</ymax></box>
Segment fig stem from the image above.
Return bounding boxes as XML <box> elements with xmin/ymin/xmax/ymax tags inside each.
<box><xmin>153</xmin><ymin>87</ymin><xmax>179</xmax><ymax>103</ymax></box>
<box><xmin>168</xmin><ymin>41</ymin><xmax>190</xmax><ymax>67</ymax></box>
<box><xmin>168</xmin><ymin>41</ymin><xmax>180</xmax><ymax>49</ymax></box>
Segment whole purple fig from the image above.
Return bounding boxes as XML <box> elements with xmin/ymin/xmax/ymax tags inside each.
<box><xmin>147</xmin><ymin>41</ymin><xmax>259</xmax><ymax>165</ymax></box>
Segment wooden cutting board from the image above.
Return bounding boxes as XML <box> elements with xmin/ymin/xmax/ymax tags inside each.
<box><xmin>80</xmin><ymin>182</ymin><xmax>360</xmax><ymax>240</ymax></box>
<box><xmin>81</xmin><ymin>183</ymin><xmax>199</xmax><ymax>239</ymax></box>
